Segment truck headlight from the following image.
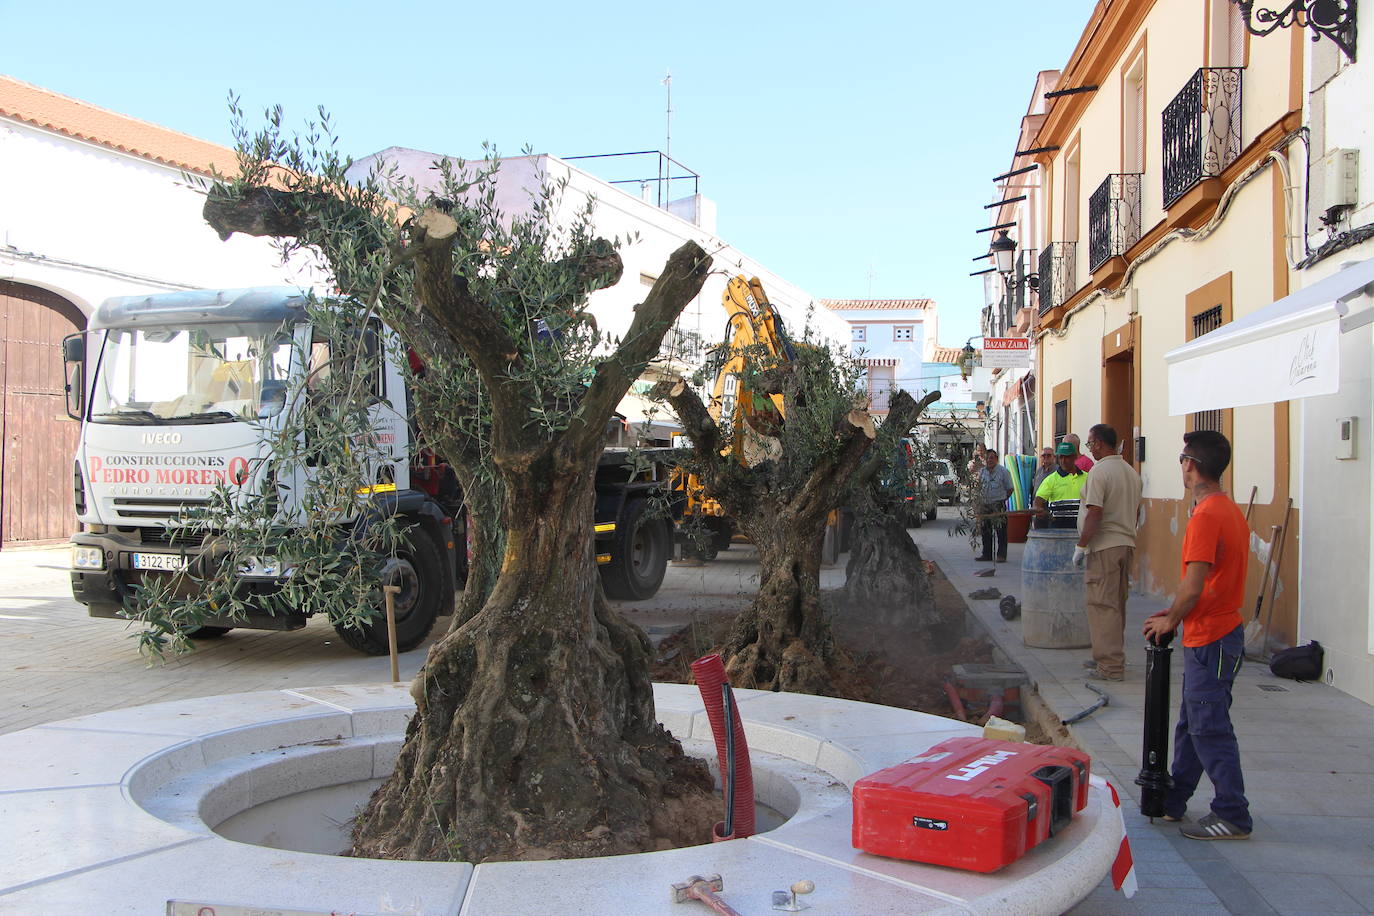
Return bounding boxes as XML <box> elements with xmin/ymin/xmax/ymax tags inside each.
<box><xmin>72</xmin><ymin>545</ymin><xmax>104</xmax><ymax>571</ymax></box>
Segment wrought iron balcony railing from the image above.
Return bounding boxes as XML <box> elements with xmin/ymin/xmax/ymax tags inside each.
<box><xmin>1012</xmin><ymin>248</ymin><xmax>1038</xmax><ymax>314</ymax></box>
<box><xmin>1162</xmin><ymin>67</ymin><xmax>1243</xmax><ymax>208</ymax></box>
<box><xmin>1037</xmin><ymin>242</ymin><xmax>1077</xmax><ymax>315</ymax></box>
<box><xmin>1088</xmin><ymin>173</ymin><xmax>1143</xmax><ymax>270</ymax></box>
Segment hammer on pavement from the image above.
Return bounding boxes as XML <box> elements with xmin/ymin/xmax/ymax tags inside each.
<box><xmin>671</xmin><ymin>874</ymin><xmax>744</xmax><ymax>916</ymax></box>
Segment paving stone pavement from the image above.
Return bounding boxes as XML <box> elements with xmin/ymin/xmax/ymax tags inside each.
<box><xmin>0</xmin><ymin>541</ymin><xmax>772</xmax><ymax>737</ymax></box>
<box><xmin>4</xmin><ymin>517</ymin><xmax>1372</xmax><ymax>915</ymax></box>
<box><xmin>907</xmin><ymin>511</ymin><xmax>1374</xmax><ymax>916</ymax></box>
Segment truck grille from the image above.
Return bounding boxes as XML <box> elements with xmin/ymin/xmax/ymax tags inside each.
<box><xmin>112</xmin><ymin>497</ymin><xmax>210</xmax><ymax>520</ymax></box>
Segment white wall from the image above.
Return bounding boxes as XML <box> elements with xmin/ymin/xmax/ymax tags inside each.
<box><xmin>346</xmin><ymin>149</ymin><xmax>850</xmax><ymax>356</ymax></box>
<box><xmin>1292</xmin><ymin>11</ymin><xmax>1374</xmax><ymax>705</ymax></box>
<box><xmin>0</xmin><ymin>120</ymin><xmax>319</xmax><ymax>313</ymax></box>
<box><xmin>1296</xmin><ymin>252</ymin><xmax>1374</xmax><ymax>705</ymax></box>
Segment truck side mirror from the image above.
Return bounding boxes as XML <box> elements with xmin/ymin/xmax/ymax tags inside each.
<box><xmin>62</xmin><ymin>333</ymin><xmax>86</xmax><ymax>420</ymax></box>
<box><xmin>63</xmin><ymin>335</ymin><xmax>85</xmax><ymax>363</ymax></box>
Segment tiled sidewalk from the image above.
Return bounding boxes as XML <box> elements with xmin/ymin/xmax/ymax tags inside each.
<box><xmin>909</xmin><ymin>512</ymin><xmax>1374</xmax><ymax>916</ymax></box>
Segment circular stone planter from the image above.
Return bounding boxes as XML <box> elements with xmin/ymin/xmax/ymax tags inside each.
<box><xmin>0</xmin><ymin>683</ymin><xmax>1123</xmax><ymax>915</ymax></box>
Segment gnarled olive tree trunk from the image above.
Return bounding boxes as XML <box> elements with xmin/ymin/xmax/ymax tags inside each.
<box><xmin>834</xmin><ymin>506</ymin><xmax>943</xmax><ymax>654</ymax></box>
<box><xmin>354</xmin><ymin>446</ymin><xmax>711</xmax><ymax>861</ymax></box>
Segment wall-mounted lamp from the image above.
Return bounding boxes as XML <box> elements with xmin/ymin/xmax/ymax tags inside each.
<box><xmin>990</xmin><ymin>230</ymin><xmax>1017</xmax><ymax>276</ymax></box>
<box><xmin>959</xmin><ymin>337</ymin><xmax>980</xmax><ymax>380</ymax></box>
<box><xmin>988</xmin><ymin>230</ymin><xmax>1039</xmax><ymax>290</ymax></box>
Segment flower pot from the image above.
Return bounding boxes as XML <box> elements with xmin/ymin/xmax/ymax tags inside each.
<box><xmin>1006</xmin><ymin>509</ymin><xmax>1034</xmax><ymax>544</ymax></box>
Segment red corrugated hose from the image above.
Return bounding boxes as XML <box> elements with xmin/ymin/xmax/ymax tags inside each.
<box><xmin>691</xmin><ymin>653</ymin><xmax>756</xmax><ymax>840</ymax></box>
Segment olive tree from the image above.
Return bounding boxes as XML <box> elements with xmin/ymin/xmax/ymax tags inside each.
<box><xmin>656</xmin><ymin>336</ymin><xmax>939</xmax><ymax>694</ymax></box>
<box><xmin>202</xmin><ymin>105</ymin><xmax>714</xmax><ymax>861</ymax></box>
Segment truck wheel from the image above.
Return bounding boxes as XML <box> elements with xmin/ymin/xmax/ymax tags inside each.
<box><xmin>709</xmin><ymin>519</ymin><xmax>735</xmax><ymax>552</ymax></box>
<box><xmin>601</xmin><ymin>499</ymin><xmax>670</xmax><ymax>601</ymax></box>
<box><xmin>334</xmin><ymin>526</ymin><xmax>444</xmax><ymax>655</ymax></box>
<box><xmin>185</xmin><ymin>625</ymin><xmax>233</xmax><ymax>639</ymax></box>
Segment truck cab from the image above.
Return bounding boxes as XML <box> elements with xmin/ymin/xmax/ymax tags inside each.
<box><xmin>65</xmin><ymin>287</ymin><xmax>672</xmax><ymax>653</ymax></box>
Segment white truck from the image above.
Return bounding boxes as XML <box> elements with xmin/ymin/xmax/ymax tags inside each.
<box><xmin>64</xmin><ymin>287</ymin><xmax>675</xmax><ymax>654</ymax></box>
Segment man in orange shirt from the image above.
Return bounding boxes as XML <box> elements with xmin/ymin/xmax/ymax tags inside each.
<box><xmin>1142</xmin><ymin>430</ymin><xmax>1251</xmax><ymax>840</ymax></box>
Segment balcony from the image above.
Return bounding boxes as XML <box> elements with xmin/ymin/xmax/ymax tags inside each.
<box><xmin>1010</xmin><ymin>248</ymin><xmax>1037</xmax><ymax>314</ymax></box>
<box><xmin>1088</xmin><ymin>174</ymin><xmax>1143</xmax><ymax>272</ymax></box>
<box><xmin>1162</xmin><ymin>68</ymin><xmax>1242</xmax><ymax>210</ymax></box>
<box><xmin>1037</xmin><ymin>242</ymin><xmax>1077</xmax><ymax>316</ymax></box>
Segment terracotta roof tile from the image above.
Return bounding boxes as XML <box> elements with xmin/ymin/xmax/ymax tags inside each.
<box><xmin>820</xmin><ymin>298</ymin><xmax>933</xmax><ymax>311</ymax></box>
<box><xmin>0</xmin><ymin>75</ymin><xmax>237</xmax><ymax>176</ymax></box>
<box><xmin>929</xmin><ymin>346</ymin><xmax>965</xmax><ymax>363</ymax></box>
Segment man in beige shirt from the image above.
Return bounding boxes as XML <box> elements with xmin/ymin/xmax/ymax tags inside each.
<box><xmin>1073</xmin><ymin>423</ymin><xmax>1143</xmax><ymax>680</ymax></box>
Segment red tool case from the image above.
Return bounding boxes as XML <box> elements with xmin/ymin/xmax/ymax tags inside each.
<box><xmin>852</xmin><ymin>736</ymin><xmax>1091</xmax><ymax>873</ymax></box>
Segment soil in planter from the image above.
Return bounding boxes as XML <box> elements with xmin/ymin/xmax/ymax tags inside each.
<box><xmin>651</xmin><ymin>562</ymin><xmax>1053</xmax><ymax>745</ymax></box>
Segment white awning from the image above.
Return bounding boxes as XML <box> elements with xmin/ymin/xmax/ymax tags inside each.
<box><xmin>1164</xmin><ymin>258</ymin><xmax>1374</xmax><ymax>416</ymax></box>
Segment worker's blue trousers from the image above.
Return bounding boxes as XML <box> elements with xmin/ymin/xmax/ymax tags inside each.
<box><xmin>1163</xmin><ymin>623</ymin><xmax>1252</xmax><ymax>831</ymax></box>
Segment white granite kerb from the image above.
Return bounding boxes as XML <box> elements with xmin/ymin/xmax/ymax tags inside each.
<box><xmin>0</xmin><ymin>682</ymin><xmax>1122</xmax><ymax>915</ymax></box>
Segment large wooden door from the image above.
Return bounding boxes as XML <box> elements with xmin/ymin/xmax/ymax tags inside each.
<box><xmin>0</xmin><ymin>281</ymin><xmax>85</xmax><ymax>545</ymax></box>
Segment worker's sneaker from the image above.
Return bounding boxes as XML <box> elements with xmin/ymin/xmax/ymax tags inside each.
<box><xmin>1181</xmin><ymin>812</ymin><xmax>1250</xmax><ymax>840</ymax></box>
<box><xmin>1082</xmin><ymin>659</ymin><xmax>1099</xmax><ymax>669</ymax></box>
<box><xmin>1086</xmin><ymin>669</ymin><xmax>1124</xmax><ymax>682</ymax></box>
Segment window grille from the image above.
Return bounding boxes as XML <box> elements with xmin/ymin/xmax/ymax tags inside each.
<box><xmin>1191</xmin><ymin>306</ymin><xmax>1225</xmax><ymax>432</ymax></box>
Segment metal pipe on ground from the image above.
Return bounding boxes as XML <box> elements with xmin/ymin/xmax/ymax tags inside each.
<box><xmin>1061</xmin><ymin>682</ymin><xmax>1109</xmax><ymax>726</ymax></box>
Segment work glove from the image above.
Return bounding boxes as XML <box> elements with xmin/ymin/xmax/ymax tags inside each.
<box><xmin>1072</xmin><ymin>545</ymin><xmax>1088</xmax><ymax>568</ymax></box>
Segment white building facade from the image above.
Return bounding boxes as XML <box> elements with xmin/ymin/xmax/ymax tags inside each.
<box><xmin>976</xmin><ymin>70</ymin><xmax>1060</xmax><ymax>462</ymax></box>
<box><xmin>816</xmin><ymin>299</ymin><xmax>934</xmax><ymax>416</ymax></box>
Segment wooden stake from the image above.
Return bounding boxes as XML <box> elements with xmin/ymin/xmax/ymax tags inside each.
<box><xmin>383</xmin><ymin>585</ymin><xmax>401</xmax><ymax>683</ymax></box>
<box><xmin>1259</xmin><ymin>499</ymin><xmax>1295</xmax><ymax>658</ymax></box>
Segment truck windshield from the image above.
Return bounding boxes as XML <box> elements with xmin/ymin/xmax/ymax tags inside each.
<box><xmin>89</xmin><ymin>322</ymin><xmax>296</xmax><ymax>424</ymax></box>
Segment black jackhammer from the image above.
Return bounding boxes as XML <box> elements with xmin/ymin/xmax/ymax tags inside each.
<box><xmin>1135</xmin><ymin>629</ymin><xmax>1175</xmax><ymax>820</ymax></box>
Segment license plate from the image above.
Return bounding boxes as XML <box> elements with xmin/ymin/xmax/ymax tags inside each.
<box><xmin>131</xmin><ymin>552</ymin><xmax>188</xmax><ymax>572</ymax></box>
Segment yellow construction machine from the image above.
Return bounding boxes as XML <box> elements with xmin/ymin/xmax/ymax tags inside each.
<box><xmin>673</xmin><ymin>275</ymin><xmax>797</xmax><ymax>558</ymax></box>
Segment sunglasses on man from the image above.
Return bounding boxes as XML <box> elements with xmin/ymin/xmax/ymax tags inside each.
<box><xmin>1178</xmin><ymin>452</ymin><xmax>1198</xmax><ymax>466</ymax></box>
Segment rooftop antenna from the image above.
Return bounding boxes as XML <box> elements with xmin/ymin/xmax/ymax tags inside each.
<box><xmin>662</xmin><ymin>69</ymin><xmax>672</xmax><ymax>208</ymax></box>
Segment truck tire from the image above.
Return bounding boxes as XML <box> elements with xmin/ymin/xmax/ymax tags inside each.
<box><xmin>709</xmin><ymin>519</ymin><xmax>735</xmax><ymax>552</ymax></box>
<box><xmin>601</xmin><ymin>499</ymin><xmax>670</xmax><ymax>601</ymax></box>
<box><xmin>333</xmin><ymin>525</ymin><xmax>444</xmax><ymax>655</ymax></box>
<box><xmin>185</xmin><ymin>625</ymin><xmax>233</xmax><ymax>639</ymax></box>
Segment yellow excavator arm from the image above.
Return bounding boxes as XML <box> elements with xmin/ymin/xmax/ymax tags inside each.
<box><xmin>710</xmin><ymin>275</ymin><xmax>793</xmax><ymax>459</ymax></box>
<box><xmin>675</xmin><ymin>275</ymin><xmax>796</xmax><ymax>521</ymax></box>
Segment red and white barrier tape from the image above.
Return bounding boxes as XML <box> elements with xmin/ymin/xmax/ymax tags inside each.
<box><xmin>1090</xmin><ymin>774</ymin><xmax>1138</xmax><ymax>898</ymax></box>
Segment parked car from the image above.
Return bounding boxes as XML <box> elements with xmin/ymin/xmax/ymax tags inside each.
<box><xmin>925</xmin><ymin>459</ymin><xmax>959</xmax><ymax>505</ymax></box>
<box><xmin>901</xmin><ymin>472</ymin><xmax>939</xmax><ymax>526</ymax></box>
<box><xmin>890</xmin><ymin>439</ymin><xmax>939</xmax><ymax>527</ymax></box>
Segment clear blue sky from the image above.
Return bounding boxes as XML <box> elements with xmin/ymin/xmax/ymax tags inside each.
<box><xmin>2</xmin><ymin>0</ymin><xmax>1089</xmax><ymax>347</ymax></box>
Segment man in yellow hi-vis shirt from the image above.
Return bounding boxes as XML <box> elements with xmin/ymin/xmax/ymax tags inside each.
<box><xmin>1033</xmin><ymin>442</ymin><xmax>1088</xmax><ymax>527</ymax></box>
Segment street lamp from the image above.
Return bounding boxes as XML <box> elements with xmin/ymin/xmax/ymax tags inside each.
<box><xmin>959</xmin><ymin>337</ymin><xmax>980</xmax><ymax>380</ymax></box>
<box><xmin>990</xmin><ymin>230</ymin><xmax>1017</xmax><ymax>277</ymax></box>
